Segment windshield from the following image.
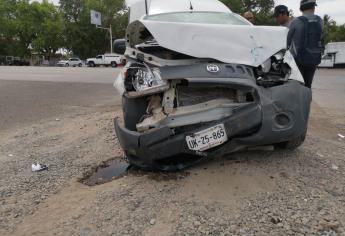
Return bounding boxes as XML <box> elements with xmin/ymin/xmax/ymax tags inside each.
<box><xmin>145</xmin><ymin>12</ymin><xmax>250</xmax><ymax>25</ymax></box>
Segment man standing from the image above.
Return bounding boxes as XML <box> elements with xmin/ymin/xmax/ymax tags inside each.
<box><xmin>243</xmin><ymin>11</ymin><xmax>255</xmax><ymax>24</ymax></box>
<box><xmin>273</xmin><ymin>5</ymin><xmax>292</xmax><ymax>28</ymax></box>
<box><xmin>287</xmin><ymin>0</ymin><xmax>324</xmax><ymax>88</ymax></box>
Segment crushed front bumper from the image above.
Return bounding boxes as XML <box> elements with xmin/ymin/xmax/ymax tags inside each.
<box><xmin>114</xmin><ymin>81</ymin><xmax>311</xmax><ymax>170</ymax></box>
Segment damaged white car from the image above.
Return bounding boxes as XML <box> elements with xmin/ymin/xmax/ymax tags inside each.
<box><xmin>114</xmin><ymin>0</ymin><xmax>311</xmax><ymax>170</ymax></box>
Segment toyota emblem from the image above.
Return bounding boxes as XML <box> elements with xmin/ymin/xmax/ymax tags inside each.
<box><xmin>207</xmin><ymin>64</ymin><xmax>220</xmax><ymax>73</ymax></box>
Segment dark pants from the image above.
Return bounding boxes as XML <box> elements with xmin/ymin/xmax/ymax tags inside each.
<box><xmin>296</xmin><ymin>63</ymin><xmax>317</xmax><ymax>89</ymax></box>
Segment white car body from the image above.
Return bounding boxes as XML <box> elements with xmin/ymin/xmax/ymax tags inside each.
<box><xmin>57</xmin><ymin>58</ymin><xmax>83</xmax><ymax>67</ymax></box>
<box><xmin>86</xmin><ymin>54</ymin><xmax>123</xmax><ymax>67</ymax></box>
<box><xmin>113</xmin><ymin>0</ymin><xmax>310</xmax><ymax>170</ymax></box>
<box><xmin>125</xmin><ymin>0</ymin><xmax>303</xmax><ymax>82</ymax></box>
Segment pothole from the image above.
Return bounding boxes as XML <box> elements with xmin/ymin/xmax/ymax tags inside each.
<box><xmin>81</xmin><ymin>158</ymin><xmax>130</xmax><ymax>186</ymax></box>
<box><xmin>80</xmin><ymin>158</ymin><xmax>191</xmax><ymax>186</ymax></box>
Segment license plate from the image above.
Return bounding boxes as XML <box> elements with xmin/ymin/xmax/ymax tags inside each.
<box><xmin>186</xmin><ymin>124</ymin><xmax>228</xmax><ymax>151</ymax></box>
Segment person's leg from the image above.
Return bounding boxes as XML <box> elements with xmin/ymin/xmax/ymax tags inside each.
<box><xmin>297</xmin><ymin>63</ymin><xmax>307</xmax><ymax>84</ymax></box>
<box><xmin>296</xmin><ymin>63</ymin><xmax>316</xmax><ymax>88</ymax></box>
<box><xmin>303</xmin><ymin>66</ymin><xmax>317</xmax><ymax>89</ymax></box>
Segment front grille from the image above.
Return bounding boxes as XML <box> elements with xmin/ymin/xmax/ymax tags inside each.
<box><xmin>177</xmin><ymin>86</ymin><xmax>237</xmax><ymax>106</ymax></box>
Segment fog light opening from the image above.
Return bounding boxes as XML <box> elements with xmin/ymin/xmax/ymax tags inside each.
<box><xmin>275</xmin><ymin>114</ymin><xmax>291</xmax><ymax>127</ymax></box>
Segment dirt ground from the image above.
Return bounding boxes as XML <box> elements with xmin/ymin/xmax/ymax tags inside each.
<box><xmin>0</xmin><ymin>68</ymin><xmax>345</xmax><ymax>235</ymax></box>
<box><xmin>0</xmin><ymin>102</ymin><xmax>344</xmax><ymax>236</ymax></box>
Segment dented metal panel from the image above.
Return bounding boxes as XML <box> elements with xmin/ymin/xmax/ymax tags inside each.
<box><xmin>140</xmin><ymin>20</ymin><xmax>288</xmax><ymax>67</ymax></box>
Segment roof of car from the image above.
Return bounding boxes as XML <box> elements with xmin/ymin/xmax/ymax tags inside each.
<box><xmin>128</xmin><ymin>0</ymin><xmax>231</xmax><ymax>22</ymax></box>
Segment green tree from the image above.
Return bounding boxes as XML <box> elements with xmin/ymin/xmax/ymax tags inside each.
<box><xmin>0</xmin><ymin>0</ymin><xmax>17</xmax><ymax>55</ymax></box>
<box><xmin>60</xmin><ymin>0</ymin><xmax>127</xmax><ymax>59</ymax></box>
<box><xmin>30</xmin><ymin>1</ymin><xmax>64</xmax><ymax>59</ymax></box>
<box><xmin>323</xmin><ymin>14</ymin><xmax>345</xmax><ymax>43</ymax></box>
<box><xmin>219</xmin><ymin>0</ymin><xmax>275</xmax><ymax>25</ymax></box>
<box><xmin>0</xmin><ymin>0</ymin><xmax>64</xmax><ymax>58</ymax></box>
<box><xmin>218</xmin><ymin>0</ymin><xmax>243</xmax><ymax>13</ymax></box>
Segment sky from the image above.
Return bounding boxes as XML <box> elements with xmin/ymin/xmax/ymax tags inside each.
<box><xmin>44</xmin><ymin>0</ymin><xmax>345</xmax><ymax>24</ymax></box>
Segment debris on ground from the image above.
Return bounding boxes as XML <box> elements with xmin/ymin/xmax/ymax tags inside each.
<box><xmin>338</xmin><ymin>134</ymin><xmax>345</xmax><ymax>139</ymax></box>
<box><xmin>316</xmin><ymin>153</ymin><xmax>324</xmax><ymax>158</ymax></box>
<box><xmin>31</xmin><ymin>163</ymin><xmax>48</xmax><ymax>172</ymax></box>
<box><xmin>149</xmin><ymin>219</ymin><xmax>156</xmax><ymax>225</ymax></box>
<box><xmin>331</xmin><ymin>164</ymin><xmax>339</xmax><ymax>171</ymax></box>
<box><xmin>270</xmin><ymin>216</ymin><xmax>282</xmax><ymax>224</ymax></box>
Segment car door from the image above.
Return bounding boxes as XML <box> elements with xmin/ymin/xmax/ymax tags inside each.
<box><xmin>96</xmin><ymin>55</ymin><xmax>103</xmax><ymax>65</ymax></box>
<box><xmin>71</xmin><ymin>58</ymin><xmax>78</xmax><ymax>66</ymax></box>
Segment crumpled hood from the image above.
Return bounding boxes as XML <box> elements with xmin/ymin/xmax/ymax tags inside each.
<box><xmin>141</xmin><ymin>20</ymin><xmax>288</xmax><ymax>67</ymax></box>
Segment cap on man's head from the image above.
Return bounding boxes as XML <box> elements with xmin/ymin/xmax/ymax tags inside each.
<box><xmin>300</xmin><ymin>0</ymin><xmax>317</xmax><ymax>7</ymax></box>
<box><xmin>273</xmin><ymin>5</ymin><xmax>289</xmax><ymax>17</ymax></box>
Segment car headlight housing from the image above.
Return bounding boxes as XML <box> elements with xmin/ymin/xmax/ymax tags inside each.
<box><xmin>123</xmin><ymin>63</ymin><xmax>169</xmax><ymax>97</ymax></box>
<box><xmin>256</xmin><ymin>50</ymin><xmax>291</xmax><ymax>87</ymax></box>
<box><xmin>133</xmin><ymin>66</ymin><xmax>167</xmax><ymax>91</ymax></box>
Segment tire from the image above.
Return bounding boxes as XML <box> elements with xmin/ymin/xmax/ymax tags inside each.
<box><xmin>111</xmin><ymin>61</ymin><xmax>117</xmax><ymax>68</ymax></box>
<box><xmin>122</xmin><ymin>95</ymin><xmax>148</xmax><ymax>131</ymax></box>
<box><xmin>78</xmin><ymin>63</ymin><xmax>82</xmax><ymax>67</ymax></box>
<box><xmin>121</xmin><ymin>96</ymin><xmax>150</xmax><ymax>169</ymax></box>
<box><xmin>275</xmin><ymin>130</ymin><xmax>307</xmax><ymax>150</ymax></box>
<box><xmin>88</xmin><ymin>61</ymin><xmax>95</xmax><ymax>67</ymax></box>
<box><xmin>65</xmin><ymin>63</ymin><xmax>69</xmax><ymax>67</ymax></box>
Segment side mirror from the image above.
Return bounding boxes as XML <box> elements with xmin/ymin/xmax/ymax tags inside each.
<box><xmin>113</xmin><ymin>39</ymin><xmax>126</xmax><ymax>55</ymax></box>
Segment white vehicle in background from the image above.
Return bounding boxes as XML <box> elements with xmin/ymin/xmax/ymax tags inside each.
<box><xmin>57</xmin><ymin>58</ymin><xmax>83</xmax><ymax>67</ymax></box>
<box><xmin>86</xmin><ymin>54</ymin><xmax>123</xmax><ymax>67</ymax></box>
<box><xmin>319</xmin><ymin>42</ymin><xmax>345</xmax><ymax>68</ymax></box>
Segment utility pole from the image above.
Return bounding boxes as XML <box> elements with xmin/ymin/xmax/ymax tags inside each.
<box><xmin>96</xmin><ymin>25</ymin><xmax>113</xmax><ymax>54</ymax></box>
<box><xmin>109</xmin><ymin>24</ymin><xmax>113</xmax><ymax>54</ymax></box>
<box><xmin>90</xmin><ymin>9</ymin><xmax>113</xmax><ymax>53</ymax></box>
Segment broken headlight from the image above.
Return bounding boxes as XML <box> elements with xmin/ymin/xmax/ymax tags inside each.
<box><xmin>132</xmin><ymin>64</ymin><xmax>168</xmax><ymax>92</ymax></box>
<box><xmin>256</xmin><ymin>51</ymin><xmax>291</xmax><ymax>87</ymax></box>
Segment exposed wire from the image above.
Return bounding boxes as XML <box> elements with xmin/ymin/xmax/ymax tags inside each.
<box><xmin>189</xmin><ymin>0</ymin><xmax>194</xmax><ymax>11</ymax></box>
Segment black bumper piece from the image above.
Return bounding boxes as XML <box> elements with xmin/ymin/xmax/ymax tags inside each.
<box><xmin>114</xmin><ymin>81</ymin><xmax>311</xmax><ymax>170</ymax></box>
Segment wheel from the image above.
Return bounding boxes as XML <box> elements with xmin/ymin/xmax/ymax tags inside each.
<box><xmin>88</xmin><ymin>61</ymin><xmax>95</xmax><ymax>67</ymax></box>
<box><xmin>65</xmin><ymin>63</ymin><xmax>69</xmax><ymax>67</ymax></box>
<box><xmin>111</xmin><ymin>61</ymin><xmax>117</xmax><ymax>68</ymax></box>
<box><xmin>78</xmin><ymin>63</ymin><xmax>82</xmax><ymax>67</ymax></box>
<box><xmin>275</xmin><ymin>130</ymin><xmax>307</xmax><ymax>150</ymax></box>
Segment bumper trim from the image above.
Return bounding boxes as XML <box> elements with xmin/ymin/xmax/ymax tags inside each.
<box><xmin>114</xmin><ymin>103</ymin><xmax>262</xmax><ymax>164</ymax></box>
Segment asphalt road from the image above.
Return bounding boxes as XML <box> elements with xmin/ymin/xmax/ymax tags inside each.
<box><xmin>313</xmin><ymin>69</ymin><xmax>345</xmax><ymax>115</ymax></box>
<box><xmin>0</xmin><ymin>66</ymin><xmax>344</xmax><ymax>131</ymax></box>
<box><xmin>0</xmin><ymin>66</ymin><xmax>118</xmax><ymax>84</ymax></box>
<box><xmin>0</xmin><ymin>66</ymin><xmax>122</xmax><ymax>131</ymax></box>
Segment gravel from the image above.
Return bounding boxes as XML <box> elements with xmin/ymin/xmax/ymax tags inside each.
<box><xmin>1</xmin><ymin>106</ymin><xmax>345</xmax><ymax>236</ymax></box>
